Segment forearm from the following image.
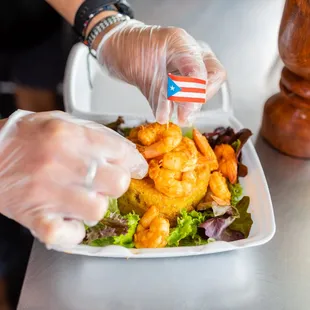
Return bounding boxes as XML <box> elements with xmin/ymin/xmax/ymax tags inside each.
<box><xmin>45</xmin><ymin>0</ymin><xmax>118</xmax><ymax>34</ymax></box>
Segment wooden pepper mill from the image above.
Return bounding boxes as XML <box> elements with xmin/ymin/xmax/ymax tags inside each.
<box><xmin>261</xmin><ymin>0</ymin><xmax>310</xmax><ymax>158</ymax></box>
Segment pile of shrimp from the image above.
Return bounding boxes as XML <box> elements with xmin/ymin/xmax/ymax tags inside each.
<box><xmin>128</xmin><ymin>122</ymin><xmax>211</xmax><ymax>198</ymax></box>
<box><xmin>128</xmin><ymin>122</ymin><xmax>238</xmax><ymax>204</ymax></box>
<box><xmin>129</xmin><ymin>122</ymin><xmax>239</xmax><ymax>248</ymax></box>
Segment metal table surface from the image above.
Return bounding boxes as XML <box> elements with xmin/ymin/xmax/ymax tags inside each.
<box><xmin>18</xmin><ymin>1</ymin><xmax>310</xmax><ymax>309</ymax></box>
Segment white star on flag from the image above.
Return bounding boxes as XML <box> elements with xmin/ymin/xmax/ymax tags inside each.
<box><xmin>170</xmin><ymin>86</ymin><xmax>175</xmax><ymax>91</ymax></box>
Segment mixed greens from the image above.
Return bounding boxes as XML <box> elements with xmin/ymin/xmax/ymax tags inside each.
<box><xmin>84</xmin><ymin>198</ymin><xmax>139</xmax><ymax>248</ymax></box>
<box><xmin>204</xmin><ymin>126</ymin><xmax>252</xmax><ymax>178</ymax></box>
<box><xmin>83</xmin><ymin>120</ymin><xmax>254</xmax><ymax>248</ymax></box>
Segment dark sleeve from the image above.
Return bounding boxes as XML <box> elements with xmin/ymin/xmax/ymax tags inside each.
<box><xmin>0</xmin><ymin>0</ymin><xmax>63</xmax><ymax>51</ymax></box>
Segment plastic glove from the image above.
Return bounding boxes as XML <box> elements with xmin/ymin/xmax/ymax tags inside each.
<box><xmin>0</xmin><ymin>110</ymin><xmax>148</xmax><ymax>247</ymax></box>
<box><xmin>97</xmin><ymin>20</ymin><xmax>226</xmax><ymax>125</ymax></box>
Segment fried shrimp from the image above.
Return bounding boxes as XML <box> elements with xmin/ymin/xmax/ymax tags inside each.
<box><xmin>134</xmin><ymin>206</ymin><xmax>170</xmax><ymax>248</ymax></box>
<box><xmin>192</xmin><ymin>128</ymin><xmax>218</xmax><ymax>171</ymax></box>
<box><xmin>195</xmin><ymin>155</ymin><xmax>211</xmax><ymax>182</ymax></box>
<box><xmin>161</xmin><ymin>137</ymin><xmax>198</xmax><ymax>172</ymax></box>
<box><xmin>214</xmin><ymin>144</ymin><xmax>238</xmax><ymax>184</ymax></box>
<box><xmin>127</xmin><ymin>126</ymin><xmax>141</xmax><ymax>144</ymax></box>
<box><xmin>148</xmin><ymin>159</ymin><xmax>196</xmax><ymax>198</ymax></box>
<box><xmin>137</xmin><ymin>122</ymin><xmax>182</xmax><ymax>159</ymax></box>
<box><xmin>209</xmin><ymin>171</ymin><xmax>231</xmax><ymax>204</ymax></box>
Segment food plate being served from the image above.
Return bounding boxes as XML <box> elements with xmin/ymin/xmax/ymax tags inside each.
<box><xmin>50</xmin><ymin>112</ymin><xmax>276</xmax><ymax>258</ymax></box>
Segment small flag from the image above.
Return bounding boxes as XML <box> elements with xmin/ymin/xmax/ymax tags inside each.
<box><xmin>167</xmin><ymin>73</ymin><xmax>207</xmax><ymax>104</ymax></box>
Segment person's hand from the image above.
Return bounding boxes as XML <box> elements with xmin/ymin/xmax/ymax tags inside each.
<box><xmin>0</xmin><ymin>110</ymin><xmax>148</xmax><ymax>247</ymax></box>
<box><xmin>97</xmin><ymin>20</ymin><xmax>226</xmax><ymax>125</ymax></box>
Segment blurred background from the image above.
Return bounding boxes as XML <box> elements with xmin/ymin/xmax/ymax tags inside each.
<box><xmin>0</xmin><ymin>1</ymin><xmax>78</xmax><ymax>119</ymax></box>
<box><xmin>0</xmin><ymin>0</ymin><xmax>285</xmax><ymax>309</ymax></box>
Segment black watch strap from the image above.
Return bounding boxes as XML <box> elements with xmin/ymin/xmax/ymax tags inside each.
<box><xmin>74</xmin><ymin>0</ymin><xmax>134</xmax><ymax>37</ymax></box>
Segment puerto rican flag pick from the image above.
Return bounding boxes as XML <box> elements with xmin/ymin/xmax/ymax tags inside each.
<box><xmin>167</xmin><ymin>73</ymin><xmax>207</xmax><ymax>104</ymax></box>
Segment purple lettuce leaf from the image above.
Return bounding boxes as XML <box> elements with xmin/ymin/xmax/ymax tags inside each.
<box><xmin>238</xmin><ymin>163</ymin><xmax>248</xmax><ymax>177</ymax></box>
<box><xmin>84</xmin><ymin>212</ymin><xmax>129</xmax><ymax>244</ymax></box>
<box><xmin>85</xmin><ymin>226</ymin><xmax>118</xmax><ymax>242</ymax></box>
<box><xmin>198</xmin><ymin>196</ymin><xmax>252</xmax><ymax>242</ymax></box>
<box><xmin>220</xmin><ymin>228</ymin><xmax>244</xmax><ymax>242</ymax></box>
<box><xmin>230</xmin><ymin>129</ymin><xmax>253</xmax><ymax>158</ymax></box>
<box><xmin>101</xmin><ymin>212</ymin><xmax>127</xmax><ymax>228</ymax></box>
<box><xmin>198</xmin><ymin>216</ymin><xmax>236</xmax><ymax>240</ymax></box>
<box><xmin>198</xmin><ymin>217</ymin><xmax>244</xmax><ymax>242</ymax></box>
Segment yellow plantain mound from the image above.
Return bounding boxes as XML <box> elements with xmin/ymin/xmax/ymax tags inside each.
<box><xmin>118</xmin><ymin>171</ymin><xmax>210</xmax><ymax>227</ymax></box>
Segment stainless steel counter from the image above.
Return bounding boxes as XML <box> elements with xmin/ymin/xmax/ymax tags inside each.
<box><xmin>18</xmin><ymin>1</ymin><xmax>310</xmax><ymax>309</ymax></box>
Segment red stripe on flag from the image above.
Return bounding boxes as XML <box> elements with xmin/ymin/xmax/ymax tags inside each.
<box><xmin>168</xmin><ymin>73</ymin><xmax>206</xmax><ymax>85</ymax></box>
<box><xmin>181</xmin><ymin>87</ymin><xmax>206</xmax><ymax>93</ymax></box>
<box><xmin>168</xmin><ymin>96</ymin><xmax>206</xmax><ymax>104</ymax></box>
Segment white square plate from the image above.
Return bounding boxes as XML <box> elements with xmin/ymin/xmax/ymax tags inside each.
<box><xmin>50</xmin><ymin>111</ymin><xmax>275</xmax><ymax>258</ymax></box>
<box><xmin>52</xmin><ymin>43</ymin><xmax>276</xmax><ymax>258</ymax></box>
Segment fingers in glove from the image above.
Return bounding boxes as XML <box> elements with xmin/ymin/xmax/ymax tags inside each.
<box><xmin>168</xmin><ymin>30</ymin><xmax>207</xmax><ymax>125</ymax></box>
<box><xmin>55</xmin><ymin>186</ymin><xmax>109</xmax><ymax>222</ymax></box>
<box><xmin>32</xmin><ymin>215</ymin><xmax>85</xmax><ymax>246</ymax></box>
<box><xmin>154</xmin><ymin>79</ymin><xmax>174</xmax><ymax>124</ymax></box>
<box><xmin>83</xmin><ymin>125</ymin><xmax>148</xmax><ymax>179</ymax></box>
<box><xmin>176</xmin><ymin>103</ymin><xmax>200</xmax><ymax>125</ymax></box>
<box><xmin>87</xmin><ymin>161</ymin><xmax>131</xmax><ymax>197</ymax></box>
<box><xmin>197</xmin><ymin>41</ymin><xmax>226</xmax><ymax>101</ymax></box>
<box><xmin>34</xmin><ymin>114</ymin><xmax>148</xmax><ymax>180</ymax></box>
<box><xmin>202</xmin><ymin>50</ymin><xmax>227</xmax><ymax>102</ymax></box>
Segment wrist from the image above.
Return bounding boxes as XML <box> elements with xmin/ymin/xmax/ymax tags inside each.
<box><xmin>86</xmin><ymin>14</ymin><xmax>131</xmax><ymax>55</ymax></box>
<box><xmin>74</xmin><ymin>0</ymin><xmax>134</xmax><ymax>41</ymax></box>
<box><xmin>85</xmin><ymin>9</ymin><xmax>118</xmax><ymax>37</ymax></box>
<box><xmin>86</xmin><ymin>13</ymin><xmax>122</xmax><ymax>52</ymax></box>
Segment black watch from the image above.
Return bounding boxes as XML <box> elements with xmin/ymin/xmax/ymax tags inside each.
<box><xmin>74</xmin><ymin>0</ymin><xmax>134</xmax><ymax>37</ymax></box>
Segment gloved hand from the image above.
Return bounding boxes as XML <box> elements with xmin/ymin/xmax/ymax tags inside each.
<box><xmin>0</xmin><ymin>110</ymin><xmax>148</xmax><ymax>247</ymax></box>
<box><xmin>97</xmin><ymin>20</ymin><xmax>226</xmax><ymax>125</ymax></box>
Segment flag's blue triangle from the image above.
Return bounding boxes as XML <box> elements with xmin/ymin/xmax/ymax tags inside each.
<box><xmin>167</xmin><ymin>76</ymin><xmax>181</xmax><ymax>98</ymax></box>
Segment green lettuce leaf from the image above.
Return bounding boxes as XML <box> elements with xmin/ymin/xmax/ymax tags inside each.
<box><xmin>183</xmin><ymin>129</ymin><xmax>193</xmax><ymax>139</ymax></box>
<box><xmin>113</xmin><ymin>213</ymin><xmax>140</xmax><ymax>248</ymax></box>
<box><xmin>167</xmin><ymin>209</ymin><xmax>213</xmax><ymax>247</ymax></box>
<box><xmin>107</xmin><ymin>198</ymin><xmax>120</xmax><ymax>213</ymax></box>
<box><xmin>228</xmin><ymin>196</ymin><xmax>253</xmax><ymax>238</ymax></box>
<box><xmin>231</xmin><ymin>139</ymin><xmax>241</xmax><ymax>152</ymax></box>
<box><xmin>84</xmin><ymin>199</ymin><xmax>140</xmax><ymax>248</ymax></box>
<box><xmin>89</xmin><ymin>237</ymin><xmax>115</xmax><ymax>247</ymax></box>
<box><xmin>87</xmin><ymin>213</ymin><xmax>139</xmax><ymax>248</ymax></box>
<box><xmin>228</xmin><ymin>182</ymin><xmax>243</xmax><ymax>206</ymax></box>
<box><xmin>122</xmin><ymin>127</ymin><xmax>132</xmax><ymax>137</ymax></box>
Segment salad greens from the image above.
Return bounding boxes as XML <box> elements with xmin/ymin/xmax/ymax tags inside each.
<box><xmin>229</xmin><ymin>196</ymin><xmax>253</xmax><ymax>238</ymax></box>
<box><xmin>198</xmin><ymin>195</ymin><xmax>251</xmax><ymax>242</ymax></box>
<box><xmin>199</xmin><ymin>216</ymin><xmax>236</xmax><ymax>240</ymax></box>
<box><xmin>184</xmin><ymin>129</ymin><xmax>194</xmax><ymax>139</ymax></box>
<box><xmin>112</xmin><ymin>213</ymin><xmax>140</xmax><ymax>248</ymax></box>
<box><xmin>84</xmin><ymin>198</ymin><xmax>139</xmax><ymax>248</ymax></box>
<box><xmin>167</xmin><ymin>209</ymin><xmax>214</xmax><ymax>247</ymax></box>
<box><xmin>105</xmin><ymin>116</ymin><xmax>147</xmax><ymax>137</ymax></box>
<box><xmin>169</xmin><ymin>191</ymin><xmax>252</xmax><ymax>246</ymax></box>
<box><xmin>228</xmin><ymin>182</ymin><xmax>243</xmax><ymax>207</ymax></box>
<box><xmin>231</xmin><ymin>139</ymin><xmax>241</xmax><ymax>152</ymax></box>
